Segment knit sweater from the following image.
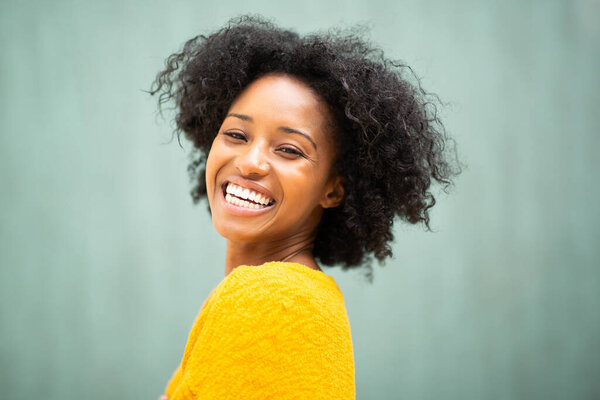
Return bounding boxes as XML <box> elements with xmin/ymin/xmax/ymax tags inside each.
<box><xmin>164</xmin><ymin>261</ymin><xmax>355</xmax><ymax>400</ymax></box>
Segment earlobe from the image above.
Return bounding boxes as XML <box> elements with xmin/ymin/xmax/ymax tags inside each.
<box><xmin>320</xmin><ymin>176</ymin><xmax>344</xmax><ymax>209</ymax></box>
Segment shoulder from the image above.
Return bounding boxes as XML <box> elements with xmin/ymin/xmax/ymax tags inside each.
<box><xmin>219</xmin><ymin>262</ymin><xmax>348</xmax><ymax>321</ymax></box>
<box><xmin>176</xmin><ymin>262</ymin><xmax>356</xmax><ymax>399</ymax></box>
<box><xmin>208</xmin><ymin>261</ymin><xmax>354</xmax><ymax>372</ymax></box>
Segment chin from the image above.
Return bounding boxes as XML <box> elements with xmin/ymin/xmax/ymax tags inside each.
<box><xmin>211</xmin><ymin>218</ymin><xmax>263</xmax><ymax>243</ymax></box>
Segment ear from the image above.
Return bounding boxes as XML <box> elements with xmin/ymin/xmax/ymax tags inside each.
<box><xmin>320</xmin><ymin>175</ymin><xmax>344</xmax><ymax>209</ymax></box>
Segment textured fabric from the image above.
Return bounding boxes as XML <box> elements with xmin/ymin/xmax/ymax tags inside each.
<box><xmin>164</xmin><ymin>261</ymin><xmax>355</xmax><ymax>399</ymax></box>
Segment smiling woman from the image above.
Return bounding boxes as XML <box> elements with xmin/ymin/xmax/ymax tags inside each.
<box><xmin>150</xmin><ymin>15</ymin><xmax>458</xmax><ymax>400</ymax></box>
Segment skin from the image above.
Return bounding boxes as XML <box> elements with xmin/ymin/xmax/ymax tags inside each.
<box><xmin>204</xmin><ymin>73</ymin><xmax>344</xmax><ymax>276</ymax></box>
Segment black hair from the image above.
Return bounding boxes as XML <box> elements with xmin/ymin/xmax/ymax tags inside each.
<box><xmin>151</xmin><ymin>15</ymin><xmax>460</xmax><ymax>278</ymax></box>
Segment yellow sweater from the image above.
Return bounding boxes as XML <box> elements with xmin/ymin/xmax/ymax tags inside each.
<box><xmin>164</xmin><ymin>261</ymin><xmax>355</xmax><ymax>399</ymax></box>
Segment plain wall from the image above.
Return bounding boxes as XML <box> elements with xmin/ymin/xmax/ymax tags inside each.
<box><xmin>1</xmin><ymin>0</ymin><xmax>599</xmax><ymax>399</ymax></box>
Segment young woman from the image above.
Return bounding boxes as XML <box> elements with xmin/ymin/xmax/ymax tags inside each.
<box><xmin>151</xmin><ymin>15</ymin><xmax>458</xmax><ymax>400</ymax></box>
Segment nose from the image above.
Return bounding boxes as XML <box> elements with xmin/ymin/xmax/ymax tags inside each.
<box><xmin>234</xmin><ymin>142</ymin><xmax>270</xmax><ymax>178</ymax></box>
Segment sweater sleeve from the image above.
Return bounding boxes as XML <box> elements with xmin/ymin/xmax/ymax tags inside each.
<box><xmin>168</xmin><ymin>265</ymin><xmax>355</xmax><ymax>400</ymax></box>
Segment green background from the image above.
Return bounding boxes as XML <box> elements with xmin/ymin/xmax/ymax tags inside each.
<box><xmin>1</xmin><ymin>0</ymin><xmax>599</xmax><ymax>399</ymax></box>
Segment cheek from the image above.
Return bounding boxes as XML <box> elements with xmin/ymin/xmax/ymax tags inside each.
<box><xmin>281</xmin><ymin>164</ymin><xmax>327</xmax><ymax>204</ymax></box>
<box><xmin>204</xmin><ymin>154</ymin><xmax>215</xmax><ymax>195</ymax></box>
<box><xmin>204</xmin><ymin>142</ymin><xmax>224</xmax><ymax>196</ymax></box>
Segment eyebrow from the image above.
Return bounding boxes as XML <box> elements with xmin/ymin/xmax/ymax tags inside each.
<box><xmin>227</xmin><ymin>113</ymin><xmax>252</xmax><ymax>122</ymax></box>
<box><xmin>226</xmin><ymin>113</ymin><xmax>317</xmax><ymax>150</ymax></box>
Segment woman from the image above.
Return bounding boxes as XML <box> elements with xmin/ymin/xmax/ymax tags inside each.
<box><xmin>151</xmin><ymin>15</ymin><xmax>458</xmax><ymax>400</ymax></box>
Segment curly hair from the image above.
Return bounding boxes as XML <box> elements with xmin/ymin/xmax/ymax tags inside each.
<box><xmin>150</xmin><ymin>15</ymin><xmax>460</xmax><ymax>276</ymax></box>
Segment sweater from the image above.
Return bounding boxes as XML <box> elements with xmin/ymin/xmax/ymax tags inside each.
<box><xmin>164</xmin><ymin>261</ymin><xmax>355</xmax><ymax>400</ymax></box>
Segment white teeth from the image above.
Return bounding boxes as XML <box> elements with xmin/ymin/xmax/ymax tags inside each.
<box><xmin>224</xmin><ymin>183</ymin><xmax>273</xmax><ymax>206</ymax></box>
<box><xmin>224</xmin><ymin>184</ymin><xmax>274</xmax><ymax>209</ymax></box>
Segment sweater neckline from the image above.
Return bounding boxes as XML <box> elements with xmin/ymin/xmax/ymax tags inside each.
<box><xmin>239</xmin><ymin>261</ymin><xmax>337</xmax><ymax>284</ymax></box>
<box><xmin>263</xmin><ymin>260</ymin><xmax>329</xmax><ymax>275</ymax></box>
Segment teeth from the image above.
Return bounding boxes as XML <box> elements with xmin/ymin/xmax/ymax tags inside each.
<box><xmin>224</xmin><ymin>184</ymin><xmax>274</xmax><ymax>209</ymax></box>
<box><xmin>225</xmin><ymin>183</ymin><xmax>273</xmax><ymax>206</ymax></box>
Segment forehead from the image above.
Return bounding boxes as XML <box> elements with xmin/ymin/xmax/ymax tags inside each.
<box><xmin>227</xmin><ymin>74</ymin><xmax>334</xmax><ymax>140</ymax></box>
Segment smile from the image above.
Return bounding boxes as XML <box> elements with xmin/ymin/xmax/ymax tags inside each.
<box><xmin>223</xmin><ymin>182</ymin><xmax>275</xmax><ymax>210</ymax></box>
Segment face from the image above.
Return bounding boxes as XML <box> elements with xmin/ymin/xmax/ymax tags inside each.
<box><xmin>205</xmin><ymin>73</ymin><xmax>343</xmax><ymax>243</ymax></box>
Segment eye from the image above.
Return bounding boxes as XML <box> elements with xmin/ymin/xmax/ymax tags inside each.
<box><xmin>223</xmin><ymin>131</ymin><xmax>246</xmax><ymax>141</ymax></box>
<box><xmin>277</xmin><ymin>146</ymin><xmax>306</xmax><ymax>158</ymax></box>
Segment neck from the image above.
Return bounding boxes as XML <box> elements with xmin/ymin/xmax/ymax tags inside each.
<box><xmin>224</xmin><ymin>231</ymin><xmax>320</xmax><ymax>276</ymax></box>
